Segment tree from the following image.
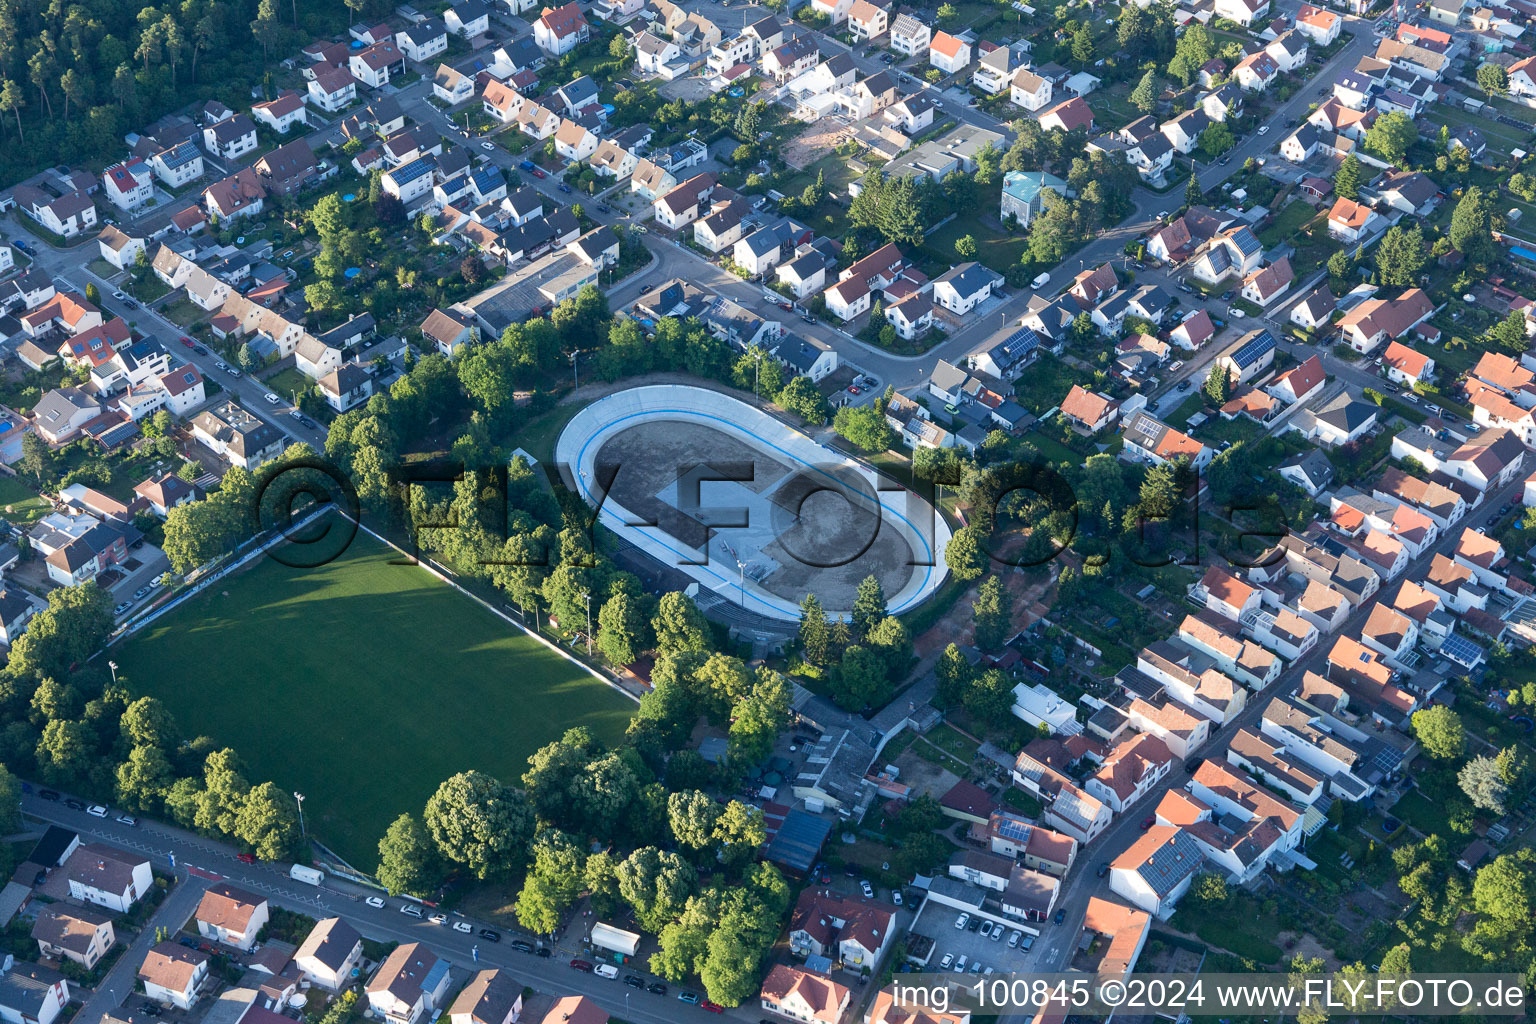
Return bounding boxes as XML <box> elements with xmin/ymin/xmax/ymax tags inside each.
<box><xmin>1199</xmin><ymin>123</ymin><xmax>1235</xmax><ymax>160</ymax></box>
<box><xmin>1071</xmin><ymin>25</ymin><xmax>1095</xmax><ymax>67</ymax></box>
<box><xmin>115</xmin><ymin>745</ymin><xmax>173</xmax><ymax>810</ymax></box>
<box><xmin>423</xmin><ymin>771</ymin><xmax>534</xmax><ymax>879</ymax></box>
<box><xmin>1449</xmin><ymin>186</ymin><xmax>1498</xmax><ymax>266</ymax></box>
<box><xmin>19</xmin><ymin>432</ymin><xmax>49</xmax><ymax>484</ymax></box>
<box><xmin>962</xmin><ymin>668</ymin><xmax>1014</xmax><ymax>726</ymax></box>
<box><xmin>713</xmin><ymin>800</ymin><xmax>766</xmax><ymax>869</ymax></box>
<box><xmin>833</xmin><ymin>404</ymin><xmax>894</xmax><ymax>452</ymax></box>
<box><xmin>851</xmin><ymin>575</ymin><xmax>886</xmax><ymax>639</ymax></box>
<box><xmin>1334</xmin><ymin>154</ymin><xmax>1363</xmax><ymax>200</ymax></box>
<box><xmin>945</xmin><ymin>524</ymin><xmax>988</xmax><ymax>581</ymax></box>
<box><xmin>972</xmin><ymin>575</ymin><xmax>1012</xmax><ymax>650</ymax></box>
<box><xmin>1460</xmin><ymin>755</ymin><xmax>1509</xmax><ymax>814</ymax></box>
<box><xmin>1185</xmin><ymin>170</ymin><xmax>1202</xmax><ymax>207</ymax></box>
<box><xmin>1130</xmin><ymin>69</ymin><xmax>1158</xmax><ymax>113</ymax></box>
<box><xmin>1364</xmin><ymin>111</ymin><xmax>1417</xmax><ymax>167</ymax></box>
<box><xmin>609</xmin><ymin>33</ymin><xmax>631</xmax><ymax>60</ymax></box>
<box><xmin>617</xmin><ymin>847</ymin><xmax>698</xmax><ymax>932</ymax></box>
<box><xmin>234</xmin><ymin>782</ymin><xmax>302</xmax><ymax>861</ymax></box>
<box><xmin>798</xmin><ymin>594</ymin><xmax>830</xmax><ymax>666</ymax></box>
<box><xmin>729</xmin><ymin>672</ymin><xmax>790</xmax><ymax>766</ymax></box>
<box><xmin>1203</xmin><ymin>364</ymin><xmax>1232</xmax><ymax>405</ymax></box>
<box><xmin>1327</xmin><ymin>247</ymin><xmax>1355</xmax><ymax>281</ymax></box>
<box><xmin>831</xmin><ymin>645</ymin><xmax>890</xmax><ymax>710</ymax></box>
<box><xmin>597</xmin><ymin>589</ymin><xmax>647</xmax><ymax>666</ymax></box>
<box><xmin>377</xmin><ymin>813</ymin><xmax>438</xmax><ymax>896</ymax></box>
<box><xmin>10</xmin><ymin>583</ymin><xmax>114</xmax><ymax>682</ymax></box>
<box><xmin>522</xmin><ymin>727</ymin><xmax>601</xmax><ymax>824</ymax></box>
<box><xmin>1472</xmin><ymin>853</ymin><xmax>1534</xmax><ymax>925</ymax></box>
<box><xmin>1477</xmin><ymin>62</ymin><xmax>1509</xmax><ymax>98</ymax></box>
<box><xmin>668</xmin><ymin>789</ymin><xmax>722</xmax><ymax>853</ymax></box>
<box><xmin>937</xmin><ymin>1</ymin><xmax>958</xmax><ymax>20</ymax></box>
<box><xmin>1375</xmin><ymin>224</ymin><xmax>1427</xmax><ymax>287</ymax></box>
<box><xmin>935</xmin><ymin>643</ymin><xmax>972</xmax><ymax>708</ymax></box>
<box><xmin>777</xmin><ymin>376</ymin><xmax>830</xmax><ymax>424</ymax></box>
<box><xmin>1412</xmin><ymin>705</ymin><xmax>1465</xmax><ymax>760</ymax></box>
<box><xmin>955</xmin><ymin>234</ymin><xmax>978</xmax><ymax>259</ymax></box>
<box><xmin>0</xmin><ymin>79</ymin><xmax>23</xmax><ymax>140</ymax></box>
<box><xmin>654</xmin><ymin>592</ymin><xmax>710</xmax><ymax>655</ymax></box>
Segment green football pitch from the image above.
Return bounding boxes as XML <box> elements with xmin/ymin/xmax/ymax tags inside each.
<box><xmin>113</xmin><ymin>529</ymin><xmax>635</xmax><ymax>866</ymax></box>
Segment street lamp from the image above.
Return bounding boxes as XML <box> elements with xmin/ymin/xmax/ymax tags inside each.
<box><xmin>108</xmin><ymin>661</ymin><xmax>118</xmax><ymax>685</ymax></box>
<box><xmin>570</xmin><ymin>349</ymin><xmax>581</xmax><ymax>389</ymax></box>
<box><xmin>580</xmin><ymin>590</ymin><xmax>593</xmax><ymax>656</ymax></box>
<box><xmin>294</xmin><ymin>792</ymin><xmax>306</xmax><ymax>837</ymax></box>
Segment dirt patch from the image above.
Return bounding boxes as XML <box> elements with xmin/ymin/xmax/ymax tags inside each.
<box><xmin>1278</xmin><ymin>931</ymin><xmax>1339</xmax><ymax>970</ymax></box>
<box><xmin>891</xmin><ymin>746</ymin><xmax>960</xmax><ymax>799</ymax></box>
<box><xmin>784</xmin><ymin>121</ymin><xmax>850</xmax><ymax>170</ymax></box>
<box><xmin>914</xmin><ymin>566</ymin><xmax>1055</xmax><ymax>658</ymax></box>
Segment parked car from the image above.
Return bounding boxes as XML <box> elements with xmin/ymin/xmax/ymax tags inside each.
<box><xmin>1097</xmin><ymin>862</ymin><xmax>1110</xmax><ymax>878</ymax></box>
<box><xmin>892</xmin><ymin>890</ymin><xmax>902</xmax><ymax>906</ymax></box>
<box><xmin>1054</xmin><ymin>910</ymin><xmax>1067</xmax><ymax>924</ymax></box>
<box><xmin>180</xmin><ymin>336</ymin><xmax>194</xmax><ymax>347</ymax></box>
<box><xmin>64</xmin><ymin>798</ymin><xmax>86</xmax><ymax>811</ymax></box>
<box><xmin>531</xmin><ymin>167</ymin><xmax>547</xmax><ymax>179</ymax></box>
<box><xmin>38</xmin><ymin>790</ymin><xmax>60</xmax><ymax>801</ymax></box>
<box><xmin>511</xmin><ymin>940</ymin><xmax>535</xmax><ymax>953</ymax></box>
<box><xmin>1141</xmin><ymin>816</ymin><xmax>1155</xmax><ymax>829</ymax></box>
<box><xmin>955</xmin><ymin>913</ymin><xmax>970</xmax><ymax>930</ymax></box>
<box><xmin>559</xmin><ymin>184</ymin><xmax>573</xmax><ymax>194</ymax></box>
<box><xmin>452</xmin><ymin>921</ymin><xmax>472</xmax><ymax>933</ymax></box>
<box><xmin>979</xmin><ymin>921</ymin><xmax>993</xmax><ymax>938</ymax></box>
<box><xmin>365</xmin><ymin>896</ymin><xmax>386</xmax><ymax>909</ymax></box>
<box><xmin>701</xmin><ymin>1002</ymin><xmax>725</xmax><ymax>1013</ymax></box>
<box><xmin>624</xmin><ymin>975</ymin><xmax>644</xmax><ymax>988</ymax></box>
<box><xmin>400</xmin><ymin>904</ymin><xmax>423</xmax><ymax>918</ymax></box>
<box><xmin>648</xmin><ymin>983</ymin><xmax>668</xmax><ymax>995</ymax></box>
<box><xmin>939</xmin><ymin>953</ymin><xmax>954</xmax><ymax>969</ymax></box>
<box><xmin>263</xmin><ymin>393</ymin><xmax>280</xmax><ymax>404</ymax></box>
<box><xmin>428</xmin><ymin>913</ymin><xmax>447</xmax><ymax>926</ymax></box>
<box><xmin>237</xmin><ymin>853</ymin><xmax>257</xmax><ymax>864</ymax></box>
<box><xmin>87</xmin><ymin>804</ymin><xmax>108</xmax><ymax>817</ymax></box>
<box><xmin>570</xmin><ymin>960</ymin><xmax>594</xmax><ymax>973</ymax></box>
<box><xmin>1008</xmin><ymin>930</ymin><xmax>1021</xmax><ymax>948</ymax></box>
<box><xmin>1177</xmin><ymin>380</ymin><xmax>1192</xmax><ymax>391</ymax></box>
<box><xmin>1020</xmin><ymin>935</ymin><xmax>1035</xmax><ymax>951</ymax></box>
<box><xmin>679</xmin><ymin>992</ymin><xmax>700</xmax><ymax>1004</ymax></box>
<box><xmin>481</xmin><ymin>142</ymin><xmax>494</xmax><ymax>151</ymax></box>
<box><xmin>479</xmin><ymin>929</ymin><xmax>500</xmax><ymax>942</ymax></box>
<box><xmin>117</xmin><ymin>815</ymin><xmax>137</xmax><ymax>826</ymax></box>
<box><xmin>1227</xmin><ymin>307</ymin><xmax>1246</xmax><ymax>318</ymax></box>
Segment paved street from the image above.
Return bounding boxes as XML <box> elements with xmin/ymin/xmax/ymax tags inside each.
<box><xmin>28</xmin><ymin>794</ymin><xmax>749</xmax><ymax>1024</ymax></box>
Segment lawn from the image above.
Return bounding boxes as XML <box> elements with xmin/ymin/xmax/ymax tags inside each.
<box><xmin>1258</xmin><ymin>201</ymin><xmax>1318</xmax><ymax>248</ymax></box>
<box><xmin>0</xmin><ymin>475</ymin><xmax>49</xmax><ymax>525</ymax></box>
<box><xmin>263</xmin><ymin>367</ymin><xmax>313</xmax><ymax>406</ymax></box>
<box><xmin>1008</xmin><ymin>353</ymin><xmax>1079</xmax><ymax>415</ymax></box>
<box><xmin>111</xmin><ymin>529</ymin><xmax>635</xmax><ymax>866</ymax></box>
<box><xmin>921</xmin><ymin>212</ymin><xmax>1027</xmax><ymax>277</ymax></box>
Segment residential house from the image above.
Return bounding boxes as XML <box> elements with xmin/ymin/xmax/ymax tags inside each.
<box><xmin>420</xmin><ymin>306</ymin><xmax>478</xmax><ymax>355</ymax></box>
<box><xmin>202</xmin><ymin>113</ymin><xmax>258</xmax><ymax>160</ymax></box>
<box><xmin>13</xmin><ymin>186</ymin><xmax>96</xmax><ymax>239</ymax></box>
<box><xmin>1038</xmin><ymin>97</ymin><xmax>1093</xmax><ymax>133</ymax></box>
<box><xmin>932</xmin><ymin>263</ymin><xmax>995</xmax><ymax>315</ymax></box>
<box><xmin>823</xmin><ymin>242</ymin><xmax>910</xmax><ymax>321</ymax></box>
<box><xmin>31</xmin><ymin>906</ymin><xmax>113</xmax><ymax>970</ymax></box>
<box><xmin>890</xmin><ymin>14</ymin><xmax>930</xmax><ymax>56</ymax></box>
<box><xmin>396</xmin><ymin>19</ymin><xmax>449</xmax><ymax>62</ymax></box>
<box><xmin>848</xmin><ymin>0</ymin><xmax>888</xmax><ymax>40</ymax></box>
<box><xmin>367</xmin><ymin>944</ymin><xmax>452</xmax><ymax>1024</ymax></box>
<box><xmin>96</xmin><ymin>225</ymin><xmax>145</xmax><ymax>271</ymax></box>
<box><xmin>190</xmin><ymin>400</ymin><xmax>285</xmax><ymax>469</ymax></box>
<box><xmin>1291</xmin><ymin>287</ymin><xmax>1336</xmax><ymax>330</ymax></box>
<box><xmin>139</xmin><ymin>945</ymin><xmax>208</xmax><ymax>1010</ymax></box>
<box><xmin>534</xmin><ymin>3</ymin><xmax>590</xmax><ymax>56</ymax></box>
<box><xmin>309</xmin><ymin>66</ymin><xmax>359</xmax><ymax>111</ymax></box>
<box><xmin>929</xmin><ymin>32</ymin><xmax>970</xmax><ymax>74</ymax></box>
<box><xmin>1234</xmin><ymin>51</ymin><xmax>1281</xmax><ymax>91</ymax></box>
<box><xmin>252</xmin><ymin>92</ymin><xmax>309</xmax><ymax>134</ymax></box>
<box><xmin>450</xmin><ymin>971</ymin><xmax>523</xmax><ymax>1024</ymax></box>
<box><xmin>1109</xmin><ymin>827</ymin><xmax>1204</xmax><ymax>918</ymax></box>
<box><xmin>1328</xmin><ymin>197</ymin><xmax>1385</xmax><ymax>245</ymax></box>
<box><xmin>1000</xmin><ymin>170</ymin><xmax>1070</xmax><ymax>226</ymax></box>
<box><xmin>101</xmin><ymin>160</ymin><xmax>154</xmax><ymax>212</ymax></box>
<box><xmin>1296</xmin><ymin>4</ymin><xmax>1340</xmax><ymax>45</ymax></box>
<box><xmin>787</xmin><ymin>888</ymin><xmax>896</xmax><ymax>968</ymax></box>
<box><xmin>296</xmin><ymin>918</ymin><xmax>364</xmax><ymax>992</ymax></box>
<box><xmin>1380</xmin><ymin>340</ymin><xmax>1434</xmax><ymax>386</ymax></box>
<box><xmin>1338</xmin><ymin>288</ymin><xmax>1434</xmax><ymax>353</ymax></box>
<box><xmin>195</xmin><ymin>885</ymin><xmax>268</xmax><ymax>952</ymax></box>
<box><xmin>760</xmin><ymin>965</ymin><xmax>849</xmax><ymax>1024</ymax></box>
<box><xmin>1059</xmin><ymin>385</ymin><xmax>1119</xmax><ymax>433</ymax></box>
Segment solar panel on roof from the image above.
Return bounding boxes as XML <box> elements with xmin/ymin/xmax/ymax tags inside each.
<box><xmin>1231</xmin><ymin>330</ymin><xmax>1276</xmax><ymax>367</ymax></box>
<box><xmin>995</xmin><ymin>816</ymin><xmax>1032</xmax><ymax>842</ymax></box>
<box><xmin>1439</xmin><ymin>633</ymin><xmax>1483</xmax><ymax>665</ymax></box>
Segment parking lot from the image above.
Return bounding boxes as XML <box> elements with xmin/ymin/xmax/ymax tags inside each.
<box><xmin>909</xmin><ymin>898</ymin><xmax>1039</xmax><ymax>977</ymax></box>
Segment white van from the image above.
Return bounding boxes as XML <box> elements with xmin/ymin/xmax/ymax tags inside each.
<box><xmin>1031</xmin><ymin>272</ymin><xmax>1051</xmax><ymax>289</ymax></box>
<box><xmin>594</xmin><ymin>965</ymin><xmax>619</xmax><ymax>979</ymax></box>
